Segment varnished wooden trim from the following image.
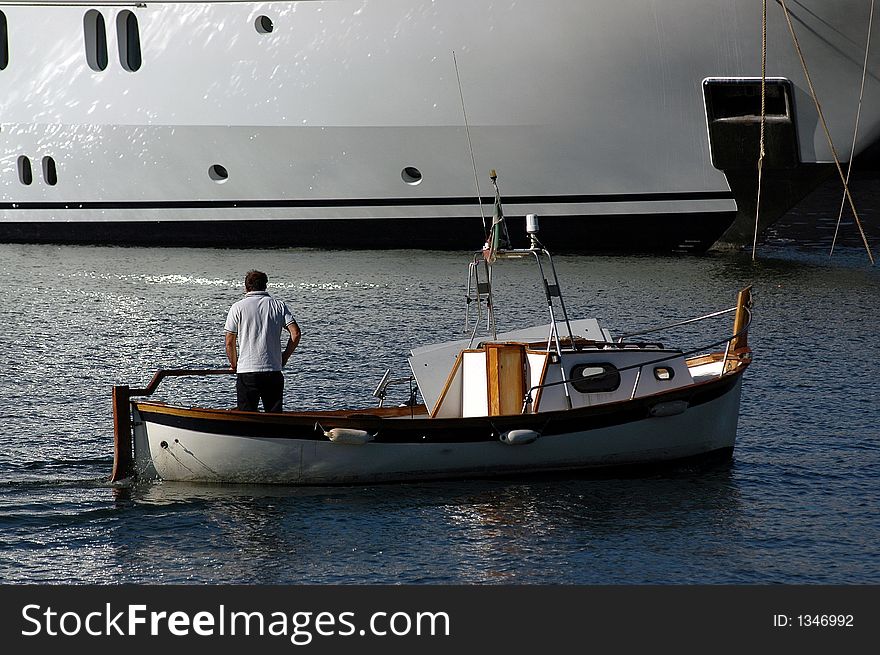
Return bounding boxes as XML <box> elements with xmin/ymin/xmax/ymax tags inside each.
<box><xmin>686</xmin><ymin>352</ymin><xmax>726</xmax><ymax>367</ymax></box>
<box><xmin>430</xmin><ymin>351</ymin><xmax>464</xmax><ymax>418</ymax></box>
<box><xmin>486</xmin><ymin>343</ymin><xmax>527</xmax><ymax>416</ymax></box>
<box><xmin>132</xmin><ymin>363</ymin><xmax>748</xmax><ymax>444</ymax></box>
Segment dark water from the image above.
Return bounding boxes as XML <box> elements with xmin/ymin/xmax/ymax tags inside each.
<box><xmin>1</xmin><ymin>190</ymin><xmax>878</xmax><ymax>584</ymax></box>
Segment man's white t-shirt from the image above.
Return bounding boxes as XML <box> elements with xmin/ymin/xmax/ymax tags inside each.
<box><xmin>224</xmin><ymin>291</ymin><xmax>296</xmax><ymax>373</ymax></box>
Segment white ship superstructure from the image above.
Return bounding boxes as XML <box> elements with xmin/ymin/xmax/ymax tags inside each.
<box><xmin>1</xmin><ymin>1</ymin><xmax>879</xmax><ymax>251</ymax></box>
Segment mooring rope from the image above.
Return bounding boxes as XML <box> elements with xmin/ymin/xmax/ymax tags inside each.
<box><xmin>778</xmin><ymin>0</ymin><xmax>875</xmax><ymax>264</ymax></box>
<box><xmin>830</xmin><ymin>0</ymin><xmax>876</xmax><ymax>258</ymax></box>
<box><xmin>752</xmin><ymin>0</ymin><xmax>768</xmax><ymax>261</ymax></box>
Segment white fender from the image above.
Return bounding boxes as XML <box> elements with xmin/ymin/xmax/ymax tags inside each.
<box><xmin>325</xmin><ymin>428</ymin><xmax>374</xmax><ymax>445</ymax></box>
<box><xmin>500</xmin><ymin>429</ymin><xmax>540</xmax><ymax>445</ymax></box>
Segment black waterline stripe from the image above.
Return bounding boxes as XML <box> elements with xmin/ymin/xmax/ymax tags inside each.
<box><xmin>0</xmin><ymin>191</ymin><xmax>734</xmax><ymax>212</ymax></box>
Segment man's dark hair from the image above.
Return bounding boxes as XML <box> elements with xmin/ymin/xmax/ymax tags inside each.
<box><xmin>245</xmin><ymin>270</ymin><xmax>268</xmax><ymax>292</ymax></box>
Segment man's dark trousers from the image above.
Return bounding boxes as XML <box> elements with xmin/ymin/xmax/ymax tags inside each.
<box><xmin>236</xmin><ymin>371</ymin><xmax>284</xmax><ymax>412</ymax></box>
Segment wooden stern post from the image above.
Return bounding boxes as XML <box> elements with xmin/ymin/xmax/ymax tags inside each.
<box><xmin>111</xmin><ymin>384</ymin><xmax>133</xmax><ymax>483</ymax></box>
<box><xmin>109</xmin><ymin>368</ymin><xmax>235</xmax><ymax>482</ymax></box>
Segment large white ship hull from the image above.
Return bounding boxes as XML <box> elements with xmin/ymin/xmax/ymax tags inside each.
<box><xmin>1</xmin><ymin>1</ymin><xmax>879</xmax><ymax>251</ymax></box>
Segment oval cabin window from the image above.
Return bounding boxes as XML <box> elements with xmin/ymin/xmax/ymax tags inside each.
<box><xmin>84</xmin><ymin>10</ymin><xmax>108</xmax><ymax>72</ymax></box>
<box><xmin>653</xmin><ymin>366</ymin><xmax>675</xmax><ymax>381</ymax></box>
<box><xmin>42</xmin><ymin>156</ymin><xmax>58</xmax><ymax>186</ymax></box>
<box><xmin>17</xmin><ymin>156</ymin><xmax>33</xmax><ymax>185</ymax></box>
<box><xmin>117</xmin><ymin>10</ymin><xmax>142</xmax><ymax>72</ymax></box>
<box><xmin>1</xmin><ymin>11</ymin><xmax>9</xmax><ymax>71</ymax></box>
<box><xmin>570</xmin><ymin>363</ymin><xmax>621</xmax><ymax>394</ymax></box>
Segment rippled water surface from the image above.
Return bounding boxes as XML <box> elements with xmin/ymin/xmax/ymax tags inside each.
<box><xmin>1</xmin><ymin>202</ymin><xmax>878</xmax><ymax>583</ymax></box>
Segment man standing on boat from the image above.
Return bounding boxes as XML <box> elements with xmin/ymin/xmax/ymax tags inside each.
<box><xmin>224</xmin><ymin>270</ymin><xmax>301</xmax><ymax>412</ymax></box>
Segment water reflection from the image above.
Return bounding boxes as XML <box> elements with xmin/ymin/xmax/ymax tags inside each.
<box><xmin>91</xmin><ymin>467</ymin><xmax>744</xmax><ymax>584</ymax></box>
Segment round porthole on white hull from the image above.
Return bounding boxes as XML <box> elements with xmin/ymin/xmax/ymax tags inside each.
<box><xmin>208</xmin><ymin>164</ymin><xmax>229</xmax><ymax>183</ymax></box>
<box><xmin>401</xmin><ymin>166</ymin><xmax>422</xmax><ymax>185</ymax></box>
<box><xmin>255</xmin><ymin>15</ymin><xmax>274</xmax><ymax>34</ymax></box>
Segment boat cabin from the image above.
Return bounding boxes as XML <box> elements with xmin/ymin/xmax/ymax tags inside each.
<box><xmin>411</xmin><ymin>324</ymin><xmax>696</xmax><ymax>419</ymax></box>
<box><xmin>406</xmin><ymin>222</ymin><xmax>702</xmax><ymax>420</ymax></box>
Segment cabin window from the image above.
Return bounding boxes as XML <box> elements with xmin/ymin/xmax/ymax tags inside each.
<box><xmin>84</xmin><ymin>10</ymin><xmax>108</xmax><ymax>72</ymax></box>
<box><xmin>17</xmin><ymin>156</ymin><xmax>32</xmax><ymax>185</ymax></box>
<box><xmin>402</xmin><ymin>166</ymin><xmax>422</xmax><ymax>185</ymax></box>
<box><xmin>653</xmin><ymin>366</ymin><xmax>675</xmax><ymax>381</ymax></box>
<box><xmin>117</xmin><ymin>10</ymin><xmax>142</xmax><ymax>72</ymax></box>
<box><xmin>0</xmin><ymin>11</ymin><xmax>8</xmax><ymax>71</ymax></box>
<box><xmin>42</xmin><ymin>156</ymin><xmax>58</xmax><ymax>186</ymax></box>
<box><xmin>208</xmin><ymin>164</ymin><xmax>229</xmax><ymax>183</ymax></box>
<box><xmin>570</xmin><ymin>363</ymin><xmax>620</xmax><ymax>394</ymax></box>
<box><xmin>255</xmin><ymin>15</ymin><xmax>274</xmax><ymax>34</ymax></box>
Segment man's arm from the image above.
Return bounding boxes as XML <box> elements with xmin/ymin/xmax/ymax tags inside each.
<box><xmin>282</xmin><ymin>322</ymin><xmax>301</xmax><ymax>366</ymax></box>
<box><xmin>225</xmin><ymin>331</ymin><xmax>238</xmax><ymax>371</ymax></box>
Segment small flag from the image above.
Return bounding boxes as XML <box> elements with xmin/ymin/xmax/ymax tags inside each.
<box><xmin>483</xmin><ymin>170</ymin><xmax>510</xmax><ymax>263</ymax></box>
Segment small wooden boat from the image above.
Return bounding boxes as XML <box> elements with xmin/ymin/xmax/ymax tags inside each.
<box><xmin>111</xmin><ymin>215</ymin><xmax>753</xmax><ymax>486</ymax></box>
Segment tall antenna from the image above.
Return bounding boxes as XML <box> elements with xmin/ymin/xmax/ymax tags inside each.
<box><xmin>452</xmin><ymin>50</ymin><xmax>488</xmax><ymax>238</ymax></box>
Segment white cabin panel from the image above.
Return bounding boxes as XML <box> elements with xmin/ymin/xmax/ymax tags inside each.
<box><xmin>630</xmin><ymin>358</ymin><xmax>694</xmax><ymax>396</ymax></box>
<box><xmin>461</xmin><ymin>351</ymin><xmax>488</xmax><ymax>417</ymax></box>
<box><xmin>432</xmin><ymin>358</ymin><xmax>464</xmax><ymax>418</ymax></box>
<box><xmin>535</xmin><ymin>349</ymin><xmax>695</xmax><ymax>412</ymax></box>
<box><xmin>525</xmin><ymin>351</ymin><xmax>549</xmax><ymax>413</ymax></box>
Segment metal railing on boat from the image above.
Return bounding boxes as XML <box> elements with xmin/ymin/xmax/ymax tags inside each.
<box><xmin>520</xmin><ymin>287</ymin><xmax>753</xmax><ymax>413</ymax></box>
<box><xmin>466</xmin><ymin>239</ymin><xmax>578</xmax><ymax>409</ymax></box>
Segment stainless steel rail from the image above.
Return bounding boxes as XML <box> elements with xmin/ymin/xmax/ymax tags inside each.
<box><xmin>520</xmin><ymin>298</ymin><xmax>752</xmax><ymax>414</ymax></box>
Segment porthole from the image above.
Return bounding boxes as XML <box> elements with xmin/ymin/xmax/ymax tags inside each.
<box><xmin>255</xmin><ymin>15</ymin><xmax>274</xmax><ymax>34</ymax></box>
<box><xmin>117</xmin><ymin>10</ymin><xmax>142</xmax><ymax>72</ymax></box>
<box><xmin>570</xmin><ymin>363</ymin><xmax>621</xmax><ymax>394</ymax></box>
<box><xmin>208</xmin><ymin>164</ymin><xmax>229</xmax><ymax>183</ymax></box>
<box><xmin>653</xmin><ymin>366</ymin><xmax>675</xmax><ymax>381</ymax></box>
<box><xmin>42</xmin><ymin>156</ymin><xmax>57</xmax><ymax>186</ymax></box>
<box><xmin>1</xmin><ymin>11</ymin><xmax>9</xmax><ymax>71</ymax></box>
<box><xmin>17</xmin><ymin>156</ymin><xmax>32</xmax><ymax>185</ymax></box>
<box><xmin>84</xmin><ymin>10</ymin><xmax>108</xmax><ymax>72</ymax></box>
<box><xmin>401</xmin><ymin>166</ymin><xmax>422</xmax><ymax>185</ymax></box>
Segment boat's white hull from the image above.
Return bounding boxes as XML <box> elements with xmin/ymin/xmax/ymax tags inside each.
<box><xmin>132</xmin><ymin>378</ymin><xmax>742</xmax><ymax>484</ymax></box>
<box><xmin>2</xmin><ymin>1</ymin><xmax>879</xmax><ymax>249</ymax></box>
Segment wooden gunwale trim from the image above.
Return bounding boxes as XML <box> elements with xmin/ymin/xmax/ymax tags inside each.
<box><xmin>133</xmin><ymin>401</ymin><xmax>428</xmax><ymax>421</ymax></box>
<box><xmin>132</xmin><ymin>361</ymin><xmax>748</xmax><ymax>443</ymax></box>
<box><xmin>687</xmin><ymin>348</ymin><xmax>752</xmax><ymax>367</ymax></box>
<box><xmin>687</xmin><ymin>351</ymin><xmax>726</xmax><ymax>367</ymax></box>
